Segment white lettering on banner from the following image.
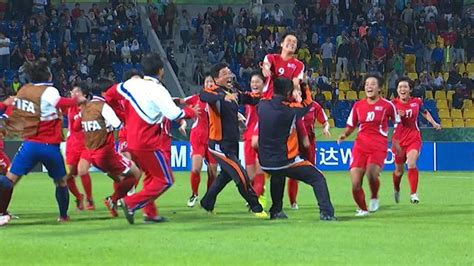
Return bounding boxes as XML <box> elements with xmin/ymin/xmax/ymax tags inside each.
<box><xmin>340</xmin><ymin>148</ymin><xmax>352</xmax><ymax>164</ymax></box>
<box><xmin>171</xmin><ymin>145</ymin><xmax>187</xmax><ymax>168</ymax></box>
<box><xmin>319</xmin><ymin>147</ymin><xmax>339</xmax><ymax>166</ymax></box>
<box><xmin>384</xmin><ymin>149</ymin><xmax>395</xmax><ymax>164</ymax></box>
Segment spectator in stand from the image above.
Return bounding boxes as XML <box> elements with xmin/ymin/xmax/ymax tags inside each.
<box><xmin>401</xmin><ymin>3</ymin><xmax>415</xmax><ymax>37</ymax></box>
<box><xmin>297</xmin><ymin>43</ymin><xmax>311</xmax><ymax>65</ymax></box>
<box><xmin>208</xmin><ymin>44</ymin><xmax>224</xmax><ymax>65</ymax></box>
<box><xmin>178</xmin><ymin>9</ymin><xmax>191</xmax><ymax>52</ymax></box>
<box><xmin>271</xmin><ymin>4</ymin><xmax>284</xmax><ymax>25</ymax></box>
<box><xmin>326</xmin><ymin>4</ymin><xmax>339</xmax><ymax>34</ymax></box>
<box><xmin>446</xmin><ymin>68</ymin><xmax>462</xmax><ymax>90</ymax></box>
<box><xmin>460</xmin><ymin>72</ymin><xmax>473</xmax><ymax>91</ymax></box>
<box><xmin>0</xmin><ymin>32</ymin><xmax>10</xmax><ymax>72</ymax></box>
<box><xmin>433</xmin><ymin>72</ymin><xmax>444</xmax><ymax>90</ymax></box>
<box><xmin>443</xmin><ymin>44</ymin><xmax>454</xmax><ymax>72</ymax></box>
<box><xmin>387</xmin><ymin>69</ymin><xmax>399</xmax><ymax>99</ymax></box>
<box><xmin>75</xmin><ymin>10</ymin><xmax>90</xmax><ymax>42</ymax></box>
<box><xmin>234</xmin><ymin>34</ymin><xmax>246</xmax><ymax>62</ymax></box>
<box><xmin>308</xmin><ymin>51</ymin><xmax>322</xmax><ymax>72</ymax></box>
<box><xmin>316</xmin><ymin>70</ymin><xmax>332</xmax><ymax>92</ymax></box>
<box><xmin>432</xmin><ymin>43</ymin><xmax>444</xmax><ymax>73</ymax></box>
<box><xmin>351</xmin><ymin>71</ymin><xmax>364</xmax><ymax>93</ymax></box>
<box><xmin>335</xmin><ymin>38</ymin><xmax>350</xmax><ymax>80</ymax></box>
<box><xmin>452</xmin><ymin>86</ymin><xmax>465</xmax><ymax>109</ymax></box>
<box><xmin>321</xmin><ymin>37</ymin><xmax>334</xmax><ymax>77</ymax></box>
<box><xmin>164</xmin><ymin>0</ymin><xmax>177</xmax><ymax>39</ymax></box>
<box><xmin>0</xmin><ymin>74</ymin><xmax>13</xmax><ymax>101</ymax></box>
<box><xmin>260</xmin><ymin>7</ymin><xmax>272</xmax><ymax>25</ymax></box>
<box><xmin>372</xmin><ymin>41</ymin><xmax>386</xmax><ymax>74</ymax></box>
<box><xmin>121</xmin><ymin>40</ymin><xmax>132</xmax><ymax>64</ymax></box>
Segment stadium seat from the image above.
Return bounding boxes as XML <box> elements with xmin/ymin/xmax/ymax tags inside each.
<box><xmin>465</xmin><ymin>119</ymin><xmax>474</xmax><ymax>128</ymax></box>
<box><xmin>322</xmin><ymin>91</ymin><xmax>332</xmax><ymax>101</ymax></box>
<box><xmin>435</xmin><ymin>90</ymin><xmax>446</xmax><ymax>100</ymax></box>
<box><xmin>452</xmin><ymin>119</ymin><xmax>465</xmax><ymax>128</ymax></box>
<box><xmin>443</xmin><ymin>72</ymin><xmax>449</xmax><ymax>81</ymax></box>
<box><xmin>438</xmin><ymin>109</ymin><xmax>450</xmax><ymax>119</ymax></box>
<box><xmin>463</xmin><ymin>99</ymin><xmax>473</xmax><ymax>109</ymax></box>
<box><xmin>339</xmin><ymin>81</ymin><xmax>350</xmax><ymax>91</ymax></box>
<box><xmin>451</xmin><ymin>109</ymin><xmax>462</xmax><ymax>119</ymax></box>
<box><xmin>425</xmin><ymin>91</ymin><xmax>433</xmax><ymax>99</ymax></box>
<box><xmin>324</xmin><ymin>109</ymin><xmax>331</xmax><ymax>118</ymax></box>
<box><xmin>328</xmin><ymin>118</ymin><xmax>335</xmax><ymax>127</ymax></box>
<box><xmin>463</xmin><ymin>109</ymin><xmax>474</xmax><ymax>119</ymax></box>
<box><xmin>469</xmin><ymin>72</ymin><xmax>474</xmax><ymax>79</ymax></box>
<box><xmin>407</xmin><ymin>72</ymin><xmax>418</xmax><ymax>81</ymax></box>
<box><xmin>338</xmin><ymin>91</ymin><xmax>345</xmax><ymax>100</ymax></box>
<box><xmin>346</xmin><ymin>91</ymin><xmax>357</xmax><ymax>100</ymax></box>
<box><xmin>358</xmin><ymin>91</ymin><xmax>364</xmax><ymax>99</ymax></box>
<box><xmin>466</xmin><ymin>63</ymin><xmax>474</xmax><ymax>73</ymax></box>
<box><xmin>446</xmin><ymin>90</ymin><xmax>455</xmax><ymax>102</ymax></box>
<box><xmin>441</xmin><ymin>118</ymin><xmax>452</xmax><ymax>128</ymax></box>
<box><xmin>404</xmin><ymin>54</ymin><xmax>416</xmax><ymax>72</ymax></box>
<box><xmin>436</xmin><ymin>100</ymin><xmax>448</xmax><ymax>109</ymax></box>
<box><xmin>457</xmin><ymin>63</ymin><xmax>466</xmax><ymax>73</ymax></box>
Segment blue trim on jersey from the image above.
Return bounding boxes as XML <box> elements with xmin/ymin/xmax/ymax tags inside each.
<box><xmin>119</xmin><ymin>83</ymin><xmax>154</xmax><ymax>121</ymax></box>
<box><xmin>154</xmin><ymin>151</ymin><xmax>173</xmax><ymax>186</ymax></box>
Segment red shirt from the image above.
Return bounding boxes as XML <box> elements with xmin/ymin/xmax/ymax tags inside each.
<box><xmin>262</xmin><ymin>54</ymin><xmax>305</xmax><ymax>99</ymax></box>
<box><xmin>243</xmin><ymin>105</ymin><xmax>258</xmax><ymax>141</ymax></box>
<box><xmin>372</xmin><ymin>47</ymin><xmax>386</xmax><ymax>60</ymax></box>
<box><xmin>442</xmin><ymin>31</ymin><xmax>457</xmax><ymax>46</ymax></box>
<box><xmin>302</xmin><ymin>102</ymin><xmax>328</xmax><ymax>139</ymax></box>
<box><xmin>392</xmin><ymin>97</ymin><xmax>425</xmax><ymax>146</ymax></box>
<box><xmin>157</xmin><ymin>118</ymin><xmax>172</xmax><ymax>160</ymax></box>
<box><xmin>66</xmin><ymin>105</ymin><xmax>85</xmax><ymax>152</ymax></box>
<box><xmin>346</xmin><ymin>98</ymin><xmax>399</xmax><ymax>151</ymax></box>
<box><xmin>184</xmin><ymin>94</ymin><xmax>209</xmax><ymax>142</ymax></box>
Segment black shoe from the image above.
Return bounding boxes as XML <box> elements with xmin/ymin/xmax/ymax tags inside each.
<box><xmin>200</xmin><ymin>199</ymin><xmax>215</xmax><ymax>214</ymax></box>
<box><xmin>320</xmin><ymin>214</ymin><xmax>337</xmax><ymax>221</ymax></box>
<box><xmin>118</xmin><ymin>199</ymin><xmax>135</xmax><ymax>224</ymax></box>
<box><xmin>270</xmin><ymin>211</ymin><xmax>288</xmax><ymax>220</ymax></box>
<box><xmin>144</xmin><ymin>216</ymin><xmax>168</xmax><ymax>223</ymax></box>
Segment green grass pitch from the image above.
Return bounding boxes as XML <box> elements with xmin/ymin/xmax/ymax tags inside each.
<box><xmin>1</xmin><ymin>171</ymin><xmax>473</xmax><ymax>265</ymax></box>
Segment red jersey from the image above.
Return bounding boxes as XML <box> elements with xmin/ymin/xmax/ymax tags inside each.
<box><xmin>302</xmin><ymin>102</ymin><xmax>328</xmax><ymax>138</ymax></box>
<box><xmin>346</xmin><ymin>98</ymin><xmax>400</xmax><ymax>151</ymax></box>
<box><xmin>262</xmin><ymin>54</ymin><xmax>305</xmax><ymax>99</ymax></box>
<box><xmin>243</xmin><ymin>105</ymin><xmax>258</xmax><ymax>141</ymax></box>
<box><xmin>392</xmin><ymin>97</ymin><xmax>426</xmax><ymax>146</ymax></box>
<box><xmin>157</xmin><ymin>118</ymin><xmax>172</xmax><ymax>161</ymax></box>
<box><xmin>184</xmin><ymin>94</ymin><xmax>209</xmax><ymax>142</ymax></box>
<box><xmin>66</xmin><ymin>105</ymin><xmax>86</xmax><ymax>151</ymax></box>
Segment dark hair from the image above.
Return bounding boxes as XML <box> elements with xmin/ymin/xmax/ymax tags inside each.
<box><xmin>281</xmin><ymin>32</ymin><xmax>297</xmax><ymax>44</ymax></box>
<box><xmin>91</xmin><ymin>78</ymin><xmax>114</xmax><ymax>96</ymax></box>
<box><xmin>204</xmin><ymin>71</ymin><xmax>212</xmax><ymax>78</ymax></box>
<box><xmin>363</xmin><ymin>73</ymin><xmax>384</xmax><ymax>88</ymax></box>
<box><xmin>23</xmin><ymin>58</ymin><xmax>51</xmax><ymax>83</ymax></box>
<box><xmin>210</xmin><ymin>62</ymin><xmax>229</xmax><ymax>79</ymax></box>
<box><xmin>250</xmin><ymin>70</ymin><xmax>264</xmax><ymax>81</ymax></box>
<box><xmin>141</xmin><ymin>53</ymin><xmax>164</xmax><ymax>76</ymax></box>
<box><xmin>396</xmin><ymin>76</ymin><xmax>414</xmax><ymax>90</ymax></box>
<box><xmin>72</xmin><ymin>81</ymin><xmax>91</xmax><ymax>98</ymax></box>
<box><xmin>273</xmin><ymin>77</ymin><xmax>293</xmax><ymax>97</ymax></box>
<box><xmin>123</xmin><ymin>68</ymin><xmax>143</xmax><ymax>81</ymax></box>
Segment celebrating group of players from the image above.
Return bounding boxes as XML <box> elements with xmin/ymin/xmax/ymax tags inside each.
<box><xmin>0</xmin><ymin>32</ymin><xmax>441</xmax><ymax>225</ymax></box>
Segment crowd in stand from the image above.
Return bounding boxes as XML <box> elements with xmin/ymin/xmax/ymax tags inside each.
<box><xmin>147</xmin><ymin>0</ymin><xmax>473</xmax><ymax>108</ymax></box>
<box><xmin>0</xmin><ymin>1</ymin><xmax>146</xmax><ymax>101</ymax></box>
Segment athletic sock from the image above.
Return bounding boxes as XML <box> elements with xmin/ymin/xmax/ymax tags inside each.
<box><xmin>252</xmin><ymin>174</ymin><xmax>265</xmax><ymax>196</ymax></box>
<box><xmin>0</xmin><ymin>187</ymin><xmax>13</xmax><ymax>214</ymax></box>
<box><xmin>80</xmin><ymin>174</ymin><xmax>93</xmax><ymax>200</ymax></box>
<box><xmin>352</xmin><ymin>188</ymin><xmax>367</xmax><ymax>211</ymax></box>
<box><xmin>66</xmin><ymin>176</ymin><xmax>82</xmax><ymax>200</ymax></box>
<box><xmin>0</xmin><ymin>175</ymin><xmax>13</xmax><ymax>189</ymax></box>
<box><xmin>287</xmin><ymin>178</ymin><xmax>298</xmax><ymax>204</ymax></box>
<box><xmin>369</xmin><ymin>176</ymin><xmax>381</xmax><ymax>199</ymax></box>
<box><xmin>111</xmin><ymin>178</ymin><xmax>136</xmax><ymax>202</ymax></box>
<box><xmin>190</xmin><ymin>171</ymin><xmax>200</xmax><ymax>195</ymax></box>
<box><xmin>408</xmin><ymin>168</ymin><xmax>419</xmax><ymax>194</ymax></box>
<box><xmin>393</xmin><ymin>172</ymin><xmax>402</xmax><ymax>192</ymax></box>
<box><xmin>55</xmin><ymin>186</ymin><xmax>69</xmax><ymax>218</ymax></box>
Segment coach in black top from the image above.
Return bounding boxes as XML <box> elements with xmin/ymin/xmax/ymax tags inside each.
<box><xmin>257</xmin><ymin>77</ymin><xmax>336</xmax><ymax>221</ymax></box>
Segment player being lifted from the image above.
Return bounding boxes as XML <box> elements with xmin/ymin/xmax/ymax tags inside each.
<box><xmin>183</xmin><ymin>73</ymin><xmax>218</xmax><ymax>207</ymax></box>
<box><xmin>392</xmin><ymin>77</ymin><xmax>441</xmax><ymax>204</ymax></box>
<box><xmin>338</xmin><ymin>74</ymin><xmax>401</xmax><ymax>217</ymax></box>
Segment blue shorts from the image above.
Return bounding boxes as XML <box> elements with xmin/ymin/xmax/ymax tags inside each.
<box><xmin>10</xmin><ymin>141</ymin><xmax>67</xmax><ymax>181</ymax></box>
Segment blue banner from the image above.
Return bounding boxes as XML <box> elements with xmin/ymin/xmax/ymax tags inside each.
<box><xmin>435</xmin><ymin>142</ymin><xmax>474</xmax><ymax>171</ymax></box>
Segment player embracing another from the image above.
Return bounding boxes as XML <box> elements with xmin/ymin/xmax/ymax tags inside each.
<box><xmin>392</xmin><ymin>77</ymin><xmax>441</xmax><ymax>204</ymax></box>
<box><xmin>183</xmin><ymin>73</ymin><xmax>218</xmax><ymax>207</ymax></box>
<box><xmin>337</xmin><ymin>74</ymin><xmax>401</xmax><ymax>217</ymax></box>
<box><xmin>0</xmin><ymin>58</ymin><xmax>86</xmax><ymax>225</ymax></box>
<box><xmin>64</xmin><ymin>82</ymin><xmax>95</xmax><ymax>211</ymax></box>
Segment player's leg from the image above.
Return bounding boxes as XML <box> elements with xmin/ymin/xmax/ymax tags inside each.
<box><xmin>367</xmin><ymin>149</ymin><xmax>386</xmax><ymax>212</ymax></box>
<box><xmin>253</xmin><ymin>159</ymin><xmax>266</xmax><ymax>208</ymax></box>
<box><xmin>0</xmin><ymin>151</ymin><xmax>13</xmax><ymax>218</ymax></box>
<box><xmin>66</xmin><ymin>163</ymin><xmax>84</xmax><ymax>211</ymax></box>
<box><xmin>120</xmin><ymin>150</ymin><xmax>174</xmax><ymax>224</ymax></box>
<box><xmin>78</xmin><ymin>155</ymin><xmax>94</xmax><ymax>210</ymax></box>
<box><xmin>406</xmin><ymin>149</ymin><xmax>421</xmax><ymax>203</ymax></box>
<box><xmin>200</xmin><ymin>170</ymin><xmax>232</xmax><ymax>212</ymax></box>
<box><xmin>284</xmin><ymin>163</ymin><xmax>336</xmax><ymax>220</ymax></box>
<box><xmin>205</xmin><ymin>147</ymin><xmax>217</xmax><ymax>189</ymax></box>
<box><xmin>188</xmin><ymin>154</ymin><xmax>203</xmax><ymax>207</ymax></box>
<box><xmin>268</xmin><ymin>171</ymin><xmax>286</xmax><ymax>219</ymax></box>
<box><xmin>287</xmin><ymin>178</ymin><xmax>299</xmax><ymax>209</ymax></box>
<box><xmin>209</xmin><ymin>150</ymin><xmax>264</xmax><ymax>216</ymax></box>
<box><xmin>349</xmin><ymin>146</ymin><xmax>369</xmax><ymax>216</ymax></box>
<box><xmin>392</xmin><ymin>147</ymin><xmax>407</xmax><ymax>203</ymax></box>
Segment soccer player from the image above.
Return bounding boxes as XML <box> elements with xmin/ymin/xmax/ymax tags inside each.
<box><xmin>258</xmin><ymin>77</ymin><xmax>336</xmax><ymax>221</ymax></box>
<box><xmin>337</xmin><ymin>74</ymin><xmax>401</xmax><ymax>217</ymax></box>
<box><xmin>243</xmin><ymin>72</ymin><xmax>265</xmax><ymax>200</ymax></box>
<box><xmin>392</xmin><ymin>77</ymin><xmax>441</xmax><ymax>204</ymax></box>
<box><xmin>64</xmin><ymin>82</ymin><xmax>94</xmax><ymax>211</ymax></box>
<box><xmin>77</xmin><ymin>78</ymin><xmax>141</xmax><ymax>218</ymax></box>
<box><xmin>183</xmin><ymin>73</ymin><xmax>218</xmax><ymax>207</ymax></box>
<box><xmin>0</xmin><ymin>58</ymin><xmax>86</xmax><ymax>224</ymax></box>
<box><xmin>0</xmin><ymin>105</ymin><xmax>13</xmax><ymax>222</ymax></box>
<box><xmin>287</xmin><ymin>83</ymin><xmax>331</xmax><ymax>209</ymax></box>
<box><xmin>106</xmin><ymin>53</ymin><xmax>198</xmax><ymax>224</ymax></box>
<box><xmin>199</xmin><ymin>62</ymin><xmax>266</xmax><ymax>218</ymax></box>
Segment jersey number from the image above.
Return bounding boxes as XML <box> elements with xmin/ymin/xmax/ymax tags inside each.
<box><xmin>406</xmin><ymin>109</ymin><xmax>413</xmax><ymax>118</ymax></box>
<box><xmin>278</xmin><ymin>67</ymin><xmax>285</xmax><ymax>75</ymax></box>
<box><xmin>365</xmin><ymin>111</ymin><xmax>375</xmax><ymax>122</ymax></box>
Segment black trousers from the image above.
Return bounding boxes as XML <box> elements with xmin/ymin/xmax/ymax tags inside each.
<box><xmin>201</xmin><ymin>148</ymin><xmax>262</xmax><ymax>213</ymax></box>
<box><xmin>265</xmin><ymin>162</ymin><xmax>334</xmax><ymax>217</ymax></box>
